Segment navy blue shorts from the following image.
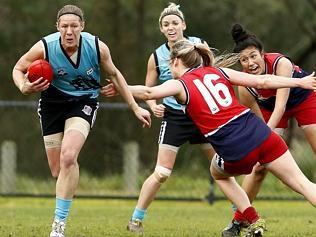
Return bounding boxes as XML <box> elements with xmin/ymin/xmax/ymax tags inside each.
<box><xmin>158</xmin><ymin>105</ymin><xmax>208</xmax><ymax>147</ymax></box>
<box><xmin>38</xmin><ymin>86</ymin><xmax>99</xmax><ymax>136</ymax></box>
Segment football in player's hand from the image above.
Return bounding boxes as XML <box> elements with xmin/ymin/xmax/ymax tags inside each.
<box><xmin>27</xmin><ymin>59</ymin><xmax>53</xmax><ymax>83</ymax></box>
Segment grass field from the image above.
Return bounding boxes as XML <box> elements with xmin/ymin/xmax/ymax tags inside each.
<box><xmin>1</xmin><ymin>197</ymin><xmax>315</xmax><ymax>237</ymax></box>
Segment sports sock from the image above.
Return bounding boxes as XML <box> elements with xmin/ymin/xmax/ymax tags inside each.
<box><xmin>231</xmin><ymin>203</ymin><xmax>237</xmax><ymax>213</ymax></box>
<box><xmin>242</xmin><ymin>206</ymin><xmax>259</xmax><ymax>224</ymax></box>
<box><xmin>54</xmin><ymin>197</ymin><xmax>72</xmax><ymax>221</ymax></box>
<box><xmin>233</xmin><ymin>209</ymin><xmax>247</xmax><ymax>223</ymax></box>
<box><xmin>131</xmin><ymin>207</ymin><xmax>147</xmax><ymax>222</ymax></box>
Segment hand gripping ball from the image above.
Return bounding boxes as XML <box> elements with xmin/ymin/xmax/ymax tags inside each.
<box><xmin>27</xmin><ymin>59</ymin><xmax>54</xmax><ymax>83</ymax></box>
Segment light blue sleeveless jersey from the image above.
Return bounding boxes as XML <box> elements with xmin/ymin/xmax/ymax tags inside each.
<box><xmin>42</xmin><ymin>32</ymin><xmax>101</xmax><ymax>98</ymax></box>
<box><xmin>154</xmin><ymin>36</ymin><xmax>202</xmax><ymax>110</ymax></box>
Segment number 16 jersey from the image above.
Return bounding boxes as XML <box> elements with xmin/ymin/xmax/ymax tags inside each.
<box><xmin>179</xmin><ymin>66</ymin><xmax>271</xmax><ymax>162</ymax></box>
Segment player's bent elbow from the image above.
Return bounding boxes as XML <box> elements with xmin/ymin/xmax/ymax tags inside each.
<box><xmin>139</xmin><ymin>91</ymin><xmax>154</xmax><ymax>101</ymax></box>
<box><xmin>145</xmin><ymin>92</ymin><xmax>155</xmax><ymax>100</ymax></box>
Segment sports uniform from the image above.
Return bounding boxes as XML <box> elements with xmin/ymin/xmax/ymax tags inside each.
<box><xmin>38</xmin><ymin>32</ymin><xmax>100</xmax><ymax>136</ymax></box>
<box><xmin>179</xmin><ymin>66</ymin><xmax>288</xmax><ymax>174</ymax></box>
<box><xmin>246</xmin><ymin>53</ymin><xmax>316</xmax><ymax>129</ymax></box>
<box><xmin>154</xmin><ymin>36</ymin><xmax>210</xmax><ymax>147</ymax></box>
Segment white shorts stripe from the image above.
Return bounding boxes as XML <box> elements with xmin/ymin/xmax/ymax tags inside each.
<box><xmin>158</xmin><ymin>121</ymin><xmax>167</xmax><ymax>144</ymax></box>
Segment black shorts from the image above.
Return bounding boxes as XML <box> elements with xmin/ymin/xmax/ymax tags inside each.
<box><xmin>38</xmin><ymin>86</ymin><xmax>99</xmax><ymax>136</ymax></box>
<box><xmin>158</xmin><ymin>105</ymin><xmax>208</xmax><ymax>147</ymax></box>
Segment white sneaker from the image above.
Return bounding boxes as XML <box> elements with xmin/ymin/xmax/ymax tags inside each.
<box><xmin>127</xmin><ymin>219</ymin><xmax>144</xmax><ymax>233</ymax></box>
<box><xmin>50</xmin><ymin>218</ymin><xmax>66</xmax><ymax>237</ymax></box>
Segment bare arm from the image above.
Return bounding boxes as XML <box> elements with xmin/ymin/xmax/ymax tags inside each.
<box><xmin>266</xmin><ymin>57</ymin><xmax>292</xmax><ymax>129</ymax></box>
<box><xmin>12</xmin><ymin>41</ymin><xmax>50</xmax><ymax>94</ymax></box>
<box><xmin>221</xmin><ymin>67</ymin><xmax>316</xmax><ymax>90</ymax></box>
<box><xmin>145</xmin><ymin>54</ymin><xmax>159</xmax><ymax>108</ymax></box>
<box><xmin>144</xmin><ymin>54</ymin><xmax>166</xmax><ymax>117</ymax></box>
<box><xmin>98</xmin><ymin>40</ymin><xmax>151</xmax><ymax>127</ymax></box>
<box><xmin>130</xmin><ymin>80</ymin><xmax>185</xmax><ymax>102</ymax></box>
<box><xmin>238</xmin><ymin>86</ymin><xmax>264</xmax><ymax>120</ymax></box>
<box><xmin>145</xmin><ymin>55</ymin><xmax>166</xmax><ymax>117</ymax></box>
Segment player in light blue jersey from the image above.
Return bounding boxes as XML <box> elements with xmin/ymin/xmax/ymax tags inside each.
<box><xmin>125</xmin><ymin>3</ymin><xmax>216</xmax><ymax>233</ymax></box>
<box><xmin>102</xmin><ymin>2</ymin><xmax>215</xmax><ymax>233</ymax></box>
<box><xmin>12</xmin><ymin>4</ymin><xmax>151</xmax><ymax>237</ymax></box>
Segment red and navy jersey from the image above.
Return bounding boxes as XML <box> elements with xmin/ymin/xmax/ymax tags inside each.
<box><xmin>179</xmin><ymin>66</ymin><xmax>271</xmax><ymax>161</ymax></box>
<box><xmin>246</xmin><ymin>53</ymin><xmax>311</xmax><ymax>111</ymax></box>
<box><xmin>179</xmin><ymin>67</ymin><xmax>246</xmax><ymax>135</ymax></box>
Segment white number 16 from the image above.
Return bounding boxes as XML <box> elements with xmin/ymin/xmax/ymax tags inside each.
<box><xmin>193</xmin><ymin>74</ymin><xmax>232</xmax><ymax>114</ymax></box>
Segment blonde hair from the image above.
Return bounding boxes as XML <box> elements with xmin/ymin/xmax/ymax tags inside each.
<box><xmin>159</xmin><ymin>2</ymin><xmax>184</xmax><ymax>26</ymax></box>
<box><xmin>57</xmin><ymin>5</ymin><xmax>84</xmax><ymax>22</ymax></box>
<box><xmin>170</xmin><ymin>40</ymin><xmax>239</xmax><ymax>68</ymax></box>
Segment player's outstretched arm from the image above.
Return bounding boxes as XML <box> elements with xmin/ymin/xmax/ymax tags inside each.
<box><xmin>222</xmin><ymin>68</ymin><xmax>316</xmax><ymax>90</ymax></box>
<box><xmin>129</xmin><ymin>80</ymin><xmax>184</xmax><ymax>103</ymax></box>
<box><xmin>98</xmin><ymin>40</ymin><xmax>151</xmax><ymax>128</ymax></box>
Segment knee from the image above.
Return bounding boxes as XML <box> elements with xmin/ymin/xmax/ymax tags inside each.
<box><xmin>153</xmin><ymin>165</ymin><xmax>172</xmax><ymax>184</ymax></box>
<box><xmin>60</xmin><ymin>148</ymin><xmax>78</xmax><ymax>168</ymax></box>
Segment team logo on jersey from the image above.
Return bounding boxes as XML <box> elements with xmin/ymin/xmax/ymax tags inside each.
<box><xmin>86</xmin><ymin>68</ymin><xmax>94</xmax><ymax>75</ymax></box>
<box><xmin>57</xmin><ymin>68</ymin><xmax>68</xmax><ymax>77</ymax></box>
<box><xmin>82</xmin><ymin>105</ymin><xmax>93</xmax><ymax>116</ymax></box>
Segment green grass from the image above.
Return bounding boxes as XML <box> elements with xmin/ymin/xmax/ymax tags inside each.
<box><xmin>0</xmin><ymin>197</ymin><xmax>316</xmax><ymax>237</ymax></box>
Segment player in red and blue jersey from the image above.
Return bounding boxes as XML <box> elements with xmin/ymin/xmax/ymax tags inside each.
<box><xmin>246</xmin><ymin>53</ymin><xmax>311</xmax><ymax>113</ymax></box>
<box><xmin>121</xmin><ymin>39</ymin><xmax>316</xmax><ymax>236</ymax></box>
<box><xmin>220</xmin><ymin>23</ymin><xmax>316</xmax><ymax>237</ymax></box>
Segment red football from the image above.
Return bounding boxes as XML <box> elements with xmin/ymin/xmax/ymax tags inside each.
<box><xmin>27</xmin><ymin>59</ymin><xmax>54</xmax><ymax>83</ymax></box>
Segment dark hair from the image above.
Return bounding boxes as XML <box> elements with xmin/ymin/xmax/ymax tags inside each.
<box><xmin>231</xmin><ymin>23</ymin><xmax>263</xmax><ymax>53</ymax></box>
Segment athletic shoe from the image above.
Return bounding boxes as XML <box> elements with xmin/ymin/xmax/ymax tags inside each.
<box><xmin>221</xmin><ymin>220</ymin><xmax>243</xmax><ymax>237</ymax></box>
<box><xmin>50</xmin><ymin>218</ymin><xmax>66</xmax><ymax>237</ymax></box>
<box><xmin>127</xmin><ymin>219</ymin><xmax>143</xmax><ymax>233</ymax></box>
<box><xmin>244</xmin><ymin>218</ymin><xmax>266</xmax><ymax>237</ymax></box>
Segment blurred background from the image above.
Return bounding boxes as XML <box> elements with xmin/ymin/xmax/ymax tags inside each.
<box><xmin>0</xmin><ymin>0</ymin><xmax>316</xmax><ymax>201</ymax></box>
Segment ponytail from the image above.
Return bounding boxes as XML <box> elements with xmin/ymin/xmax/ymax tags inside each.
<box><xmin>170</xmin><ymin>40</ymin><xmax>239</xmax><ymax>69</ymax></box>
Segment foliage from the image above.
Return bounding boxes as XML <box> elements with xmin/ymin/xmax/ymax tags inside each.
<box><xmin>2</xmin><ymin>0</ymin><xmax>316</xmax><ymax>99</ymax></box>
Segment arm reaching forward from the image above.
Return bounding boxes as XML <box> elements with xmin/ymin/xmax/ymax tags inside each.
<box><xmin>99</xmin><ymin>40</ymin><xmax>151</xmax><ymax>128</ymax></box>
<box><xmin>222</xmin><ymin>68</ymin><xmax>316</xmax><ymax>90</ymax></box>
<box><xmin>129</xmin><ymin>80</ymin><xmax>185</xmax><ymax>103</ymax></box>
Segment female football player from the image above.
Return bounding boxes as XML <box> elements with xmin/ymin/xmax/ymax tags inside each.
<box><xmin>221</xmin><ymin>23</ymin><xmax>316</xmax><ymax>237</ymax></box>
<box><xmin>12</xmin><ymin>5</ymin><xmax>150</xmax><ymax>237</ymax></box>
<box><xmin>114</xmin><ymin>39</ymin><xmax>316</xmax><ymax>236</ymax></box>
<box><xmin>102</xmin><ymin>3</ymin><xmax>215</xmax><ymax>233</ymax></box>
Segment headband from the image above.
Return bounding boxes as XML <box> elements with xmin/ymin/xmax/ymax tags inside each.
<box><xmin>58</xmin><ymin>12</ymin><xmax>83</xmax><ymax>21</ymax></box>
<box><xmin>160</xmin><ymin>12</ymin><xmax>184</xmax><ymax>22</ymax></box>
